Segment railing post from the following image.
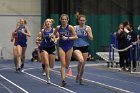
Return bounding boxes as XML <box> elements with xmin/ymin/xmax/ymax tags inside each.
<box><xmin>130</xmin><ymin>46</ymin><xmax>133</xmax><ymax>73</ymax></box>
<box><xmin>109</xmin><ymin>44</ymin><xmax>112</xmax><ymax>68</ymax></box>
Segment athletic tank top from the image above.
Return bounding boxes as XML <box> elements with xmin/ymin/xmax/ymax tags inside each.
<box><xmin>17</xmin><ymin>25</ymin><xmax>27</xmax><ymax>43</ymax></box>
<box><xmin>73</xmin><ymin>25</ymin><xmax>89</xmax><ymax>47</ymax></box>
<box><xmin>58</xmin><ymin>25</ymin><xmax>74</xmax><ymax>47</ymax></box>
<box><xmin>40</xmin><ymin>28</ymin><xmax>55</xmax><ymax>47</ymax></box>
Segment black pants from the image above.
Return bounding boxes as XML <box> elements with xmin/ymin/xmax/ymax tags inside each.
<box><xmin>119</xmin><ymin>51</ymin><xmax>129</xmax><ymax>68</ymax></box>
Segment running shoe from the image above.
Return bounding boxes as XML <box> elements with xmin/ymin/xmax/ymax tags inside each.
<box><xmin>125</xmin><ymin>68</ymin><xmax>129</xmax><ymax>71</ymax></box>
<box><xmin>42</xmin><ymin>64</ymin><xmax>45</xmax><ymax>70</ymax></box>
<box><xmin>62</xmin><ymin>80</ymin><xmax>67</xmax><ymax>87</ymax></box>
<box><xmin>76</xmin><ymin>75</ymin><xmax>80</xmax><ymax>83</ymax></box>
<box><xmin>15</xmin><ymin>68</ymin><xmax>18</xmax><ymax>72</ymax></box>
<box><xmin>21</xmin><ymin>69</ymin><xmax>24</xmax><ymax>72</ymax></box>
<box><xmin>47</xmin><ymin>78</ymin><xmax>51</xmax><ymax>84</ymax></box>
<box><xmin>21</xmin><ymin>63</ymin><xmax>24</xmax><ymax>69</ymax></box>
<box><xmin>17</xmin><ymin>68</ymin><xmax>21</xmax><ymax>72</ymax></box>
<box><xmin>79</xmin><ymin>78</ymin><xmax>83</xmax><ymax>85</ymax></box>
<box><xmin>43</xmin><ymin>72</ymin><xmax>46</xmax><ymax>76</ymax></box>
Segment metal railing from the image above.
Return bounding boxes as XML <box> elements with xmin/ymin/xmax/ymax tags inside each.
<box><xmin>110</xmin><ymin>41</ymin><xmax>140</xmax><ymax>73</ymax></box>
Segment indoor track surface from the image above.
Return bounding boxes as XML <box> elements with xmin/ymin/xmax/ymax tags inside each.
<box><xmin>0</xmin><ymin>60</ymin><xmax>140</xmax><ymax>93</ymax></box>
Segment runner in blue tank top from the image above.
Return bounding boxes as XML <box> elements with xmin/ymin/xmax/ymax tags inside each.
<box><xmin>58</xmin><ymin>25</ymin><xmax>75</xmax><ymax>52</ymax></box>
<box><xmin>73</xmin><ymin>15</ymin><xmax>93</xmax><ymax>85</ymax></box>
<box><xmin>54</xmin><ymin>14</ymin><xmax>78</xmax><ymax>87</ymax></box>
<box><xmin>37</xmin><ymin>18</ymin><xmax>56</xmax><ymax>84</ymax></box>
<box><xmin>15</xmin><ymin>19</ymin><xmax>31</xmax><ymax>72</ymax></box>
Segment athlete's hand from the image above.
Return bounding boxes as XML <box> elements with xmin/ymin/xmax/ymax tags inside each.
<box><xmin>50</xmin><ymin>35</ymin><xmax>55</xmax><ymax>42</ymax></box>
<box><xmin>86</xmin><ymin>30</ymin><xmax>90</xmax><ymax>35</ymax></box>
<box><xmin>62</xmin><ymin>35</ymin><xmax>68</xmax><ymax>40</ymax></box>
<box><xmin>54</xmin><ymin>38</ymin><xmax>58</xmax><ymax>44</ymax></box>
<box><xmin>50</xmin><ymin>35</ymin><xmax>57</xmax><ymax>44</ymax></box>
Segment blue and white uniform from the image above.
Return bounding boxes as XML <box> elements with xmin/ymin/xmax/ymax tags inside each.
<box><xmin>73</xmin><ymin>25</ymin><xmax>89</xmax><ymax>53</ymax></box>
<box><xmin>39</xmin><ymin>28</ymin><xmax>55</xmax><ymax>54</ymax></box>
<box><xmin>58</xmin><ymin>25</ymin><xmax>74</xmax><ymax>52</ymax></box>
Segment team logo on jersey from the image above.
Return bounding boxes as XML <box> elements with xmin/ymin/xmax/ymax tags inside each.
<box><xmin>77</xmin><ymin>29</ymin><xmax>87</xmax><ymax>36</ymax></box>
<box><xmin>60</xmin><ymin>30</ymin><xmax>70</xmax><ymax>37</ymax></box>
<box><xmin>44</xmin><ymin>33</ymin><xmax>52</xmax><ymax>38</ymax></box>
<box><xmin>18</xmin><ymin>27</ymin><xmax>25</xmax><ymax>33</ymax></box>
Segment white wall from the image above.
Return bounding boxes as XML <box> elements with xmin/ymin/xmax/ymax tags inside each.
<box><xmin>0</xmin><ymin>0</ymin><xmax>40</xmax><ymax>15</ymax></box>
<box><xmin>0</xmin><ymin>0</ymin><xmax>41</xmax><ymax>60</ymax></box>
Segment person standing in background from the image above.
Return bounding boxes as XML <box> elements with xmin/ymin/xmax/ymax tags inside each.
<box><xmin>126</xmin><ymin>24</ymin><xmax>138</xmax><ymax>71</ymax></box>
<box><xmin>116</xmin><ymin>22</ymin><xmax>128</xmax><ymax>71</ymax></box>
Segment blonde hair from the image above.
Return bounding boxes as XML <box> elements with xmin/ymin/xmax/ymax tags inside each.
<box><xmin>75</xmin><ymin>12</ymin><xmax>80</xmax><ymax>19</ymax></box>
<box><xmin>24</xmin><ymin>20</ymin><xmax>27</xmax><ymax>25</ymax></box>
<box><xmin>43</xmin><ymin>18</ymin><xmax>55</xmax><ymax>28</ymax></box>
<box><xmin>50</xmin><ymin>19</ymin><xmax>55</xmax><ymax>24</ymax></box>
<box><xmin>59</xmin><ymin>14</ymin><xmax>69</xmax><ymax>20</ymax></box>
<box><xmin>19</xmin><ymin>19</ymin><xmax>27</xmax><ymax>25</ymax></box>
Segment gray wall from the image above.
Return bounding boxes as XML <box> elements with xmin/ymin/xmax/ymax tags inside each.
<box><xmin>0</xmin><ymin>0</ymin><xmax>41</xmax><ymax>60</ymax></box>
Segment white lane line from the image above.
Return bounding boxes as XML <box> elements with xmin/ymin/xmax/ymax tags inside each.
<box><xmin>0</xmin><ymin>68</ymin><xmax>12</xmax><ymax>70</ymax></box>
<box><xmin>22</xmin><ymin>71</ymin><xmax>76</xmax><ymax>93</ymax></box>
<box><xmin>0</xmin><ymin>82</ymin><xmax>14</xmax><ymax>93</ymax></box>
<box><xmin>85</xmin><ymin>71</ymin><xmax>140</xmax><ymax>86</ymax></box>
<box><xmin>23</xmin><ymin>68</ymin><xmax>36</xmax><ymax>71</ymax></box>
<box><xmin>0</xmin><ymin>62</ymin><xmax>105</xmax><ymax>71</ymax></box>
<box><xmin>52</xmin><ymin>63</ymin><xmax>106</xmax><ymax>69</ymax></box>
<box><xmin>51</xmin><ymin>70</ymin><xmax>133</xmax><ymax>93</ymax></box>
<box><xmin>52</xmin><ymin>64</ymin><xmax>140</xmax><ymax>86</ymax></box>
<box><xmin>20</xmin><ymin>63</ymin><xmax>102</xmax><ymax>72</ymax></box>
<box><xmin>0</xmin><ymin>74</ymin><xmax>29</xmax><ymax>93</ymax></box>
<box><xmin>83</xmin><ymin>78</ymin><xmax>133</xmax><ymax>93</ymax></box>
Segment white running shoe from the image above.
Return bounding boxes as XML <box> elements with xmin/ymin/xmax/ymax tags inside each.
<box><xmin>125</xmin><ymin>68</ymin><xmax>129</xmax><ymax>71</ymax></box>
<box><xmin>43</xmin><ymin>72</ymin><xmax>46</xmax><ymax>76</ymax></box>
<box><xmin>21</xmin><ymin>69</ymin><xmax>24</xmax><ymax>72</ymax></box>
<box><xmin>47</xmin><ymin>78</ymin><xmax>51</xmax><ymax>84</ymax></box>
